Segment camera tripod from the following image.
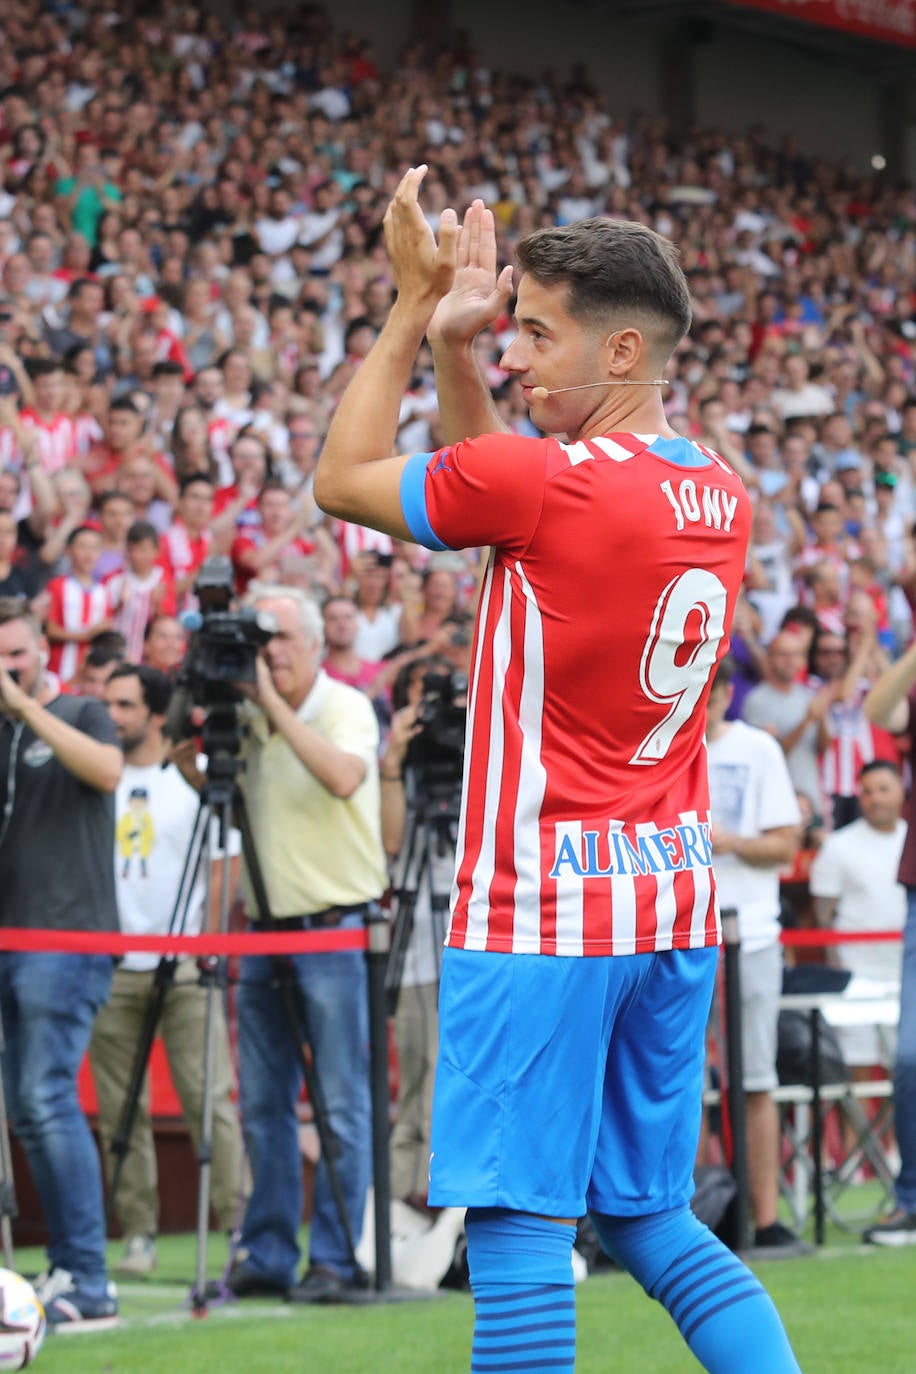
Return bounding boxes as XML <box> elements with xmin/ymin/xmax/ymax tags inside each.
<box><xmin>385</xmin><ymin>776</ymin><xmax>460</xmax><ymax>1016</ymax></box>
<box><xmin>105</xmin><ymin>704</ymin><xmax>364</xmax><ymax>1314</ymax></box>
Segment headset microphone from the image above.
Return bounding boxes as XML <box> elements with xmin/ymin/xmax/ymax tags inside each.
<box><xmin>529</xmin><ymin>379</ymin><xmax>670</xmax><ymax>402</ymax></box>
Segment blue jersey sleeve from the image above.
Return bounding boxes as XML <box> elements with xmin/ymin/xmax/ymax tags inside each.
<box><xmin>399</xmin><ymin>433</ymin><xmax>548</xmax><ymax>554</ymax></box>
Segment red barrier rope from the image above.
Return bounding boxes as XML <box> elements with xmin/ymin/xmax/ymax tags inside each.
<box><xmin>0</xmin><ymin>929</ymin><xmax>368</xmax><ymax>956</ymax></box>
<box><xmin>0</xmin><ymin>926</ymin><xmax>897</xmax><ymax>956</ymax></box>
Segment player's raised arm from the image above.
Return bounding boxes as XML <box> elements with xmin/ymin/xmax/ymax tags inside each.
<box><xmin>314</xmin><ymin>165</ymin><xmax>459</xmax><ymax>537</ymax></box>
<box><xmin>428</xmin><ymin>199</ymin><xmax>515</xmax><ymax>444</ymax></box>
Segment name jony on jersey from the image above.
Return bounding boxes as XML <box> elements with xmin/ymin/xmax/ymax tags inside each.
<box><xmin>660</xmin><ymin>478</ymin><xmax>739</xmax><ymax>534</ymax></box>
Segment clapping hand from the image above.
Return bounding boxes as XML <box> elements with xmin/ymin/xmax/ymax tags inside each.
<box><xmin>383</xmin><ymin>165</ymin><xmax>460</xmax><ymax>321</ymax></box>
<box><xmin>428</xmin><ymin>198</ymin><xmax>515</xmax><ymax>348</ymax></box>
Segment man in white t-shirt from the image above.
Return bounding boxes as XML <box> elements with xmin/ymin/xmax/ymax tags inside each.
<box><xmin>89</xmin><ymin>664</ymin><xmax>247</xmax><ymax>1277</ymax></box>
<box><xmin>810</xmin><ymin>761</ymin><xmax>906</xmax><ymax>1067</ymax></box>
<box><xmin>706</xmin><ymin>658</ymin><xmax>803</xmax><ymax>1250</ymax></box>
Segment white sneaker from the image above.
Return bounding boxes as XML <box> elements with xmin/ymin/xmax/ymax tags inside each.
<box><xmin>115</xmin><ymin>1234</ymin><xmax>158</xmax><ymax>1277</ymax></box>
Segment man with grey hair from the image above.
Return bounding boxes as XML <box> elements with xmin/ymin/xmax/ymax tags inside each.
<box><xmin>228</xmin><ymin>582</ymin><xmax>387</xmax><ymax>1302</ymax></box>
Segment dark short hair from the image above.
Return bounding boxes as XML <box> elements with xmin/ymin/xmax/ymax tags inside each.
<box><xmin>152</xmin><ymin>360</ymin><xmax>185</xmax><ymax>381</ymax></box>
<box><xmin>179</xmin><ymin>472</ymin><xmax>214</xmax><ymax>496</ymax></box>
<box><xmin>97</xmin><ymin>489</ymin><xmax>134</xmax><ymax>511</ymax></box>
<box><xmin>108</xmin><ymin>661</ymin><xmax>173</xmax><ymax>716</ymax></box>
<box><xmin>516</xmin><ymin>217</ymin><xmax>692</xmax><ymax>357</ymax></box>
<box><xmin>0</xmin><ymin>596</ymin><xmax>39</xmax><ymax>636</ymax></box>
<box><xmin>711</xmin><ymin>655</ymin><xmax>734</xmax><ymax>691</ymax></box>
<box><xmin>126</xmin><ymin>520</ymin><xmax>159</xmax><ymax>546</ymax></box>
<box><xmin>66</xmin><ymin>524</ymin><xmax>100</xmax><ymax>548</ymax></box>
<box><xmin>84</xmin><ymin>640</ymin><xmax>126</xmax><ymax>669</ymax></box>
<box><xmin>859</xmin><ymin>759</ymin><xmax>901</xmax><ymax>783</ymax></box>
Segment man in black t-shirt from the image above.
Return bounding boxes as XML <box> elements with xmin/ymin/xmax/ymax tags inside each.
<box><xmin>0</xmin><ymin>598</ymin><xmax>122</xmax><ymax>1330</ymax></box>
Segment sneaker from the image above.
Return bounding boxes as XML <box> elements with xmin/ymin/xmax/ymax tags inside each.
<box><xmin>286</xmin><ymin>1264</ymin><xmax>370</xmax><ymax>1305</ymax></box>
<box><xmin>863</xmin><ymin>1208</ymin><xmax>916</xmax><ymax>1247</ymax></box>
<box><xmin>115</xmin><ymin>1234</ymin><xmax>158</xmax><ymax>1278</ymax></box>
<box><xmin>39</xmin><ymin>1270</ymin><xmax>118</xmax><ymax>1334</ymax></box>
<box><xmin>753</xmin><ymin>1222</ymin><xmax>813</xmax><ymax>1254</ymax></box>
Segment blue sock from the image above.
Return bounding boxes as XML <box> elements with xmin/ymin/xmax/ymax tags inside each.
<box><xmin>592</xmin><ymin>1206</ymin><xmax>801</xmax><ymax>1374</ymax></box>
<box><xmin>465</xmin><ymin>1209</ymin><xmax>576</xmax><ymax>1373</ymax></box>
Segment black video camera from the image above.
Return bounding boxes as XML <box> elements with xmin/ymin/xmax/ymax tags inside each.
<box><xmin>406</xmin><ymin>665</ymin><xmax>468</xmax><ymax>801</ymax></box>
<box><xmin>164</xmin><ymin>556</ymin><xmax>277</xmax><ymax>746</ymax></box>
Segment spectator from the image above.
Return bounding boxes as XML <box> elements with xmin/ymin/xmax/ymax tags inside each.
<box><xmin>229</xmin><ymin>584</ymin><xmax>387</xmax><ymax>1302</ymax></box>
<box><xmin>742</xmin><ymin>630</ymin><xmax>832</xmax><ymax>821</ymax></box>
<box><xmin>90</xmin><ymin>664</ymin><xmax>247</xmax><ymax>1278</ymax></box>
<box><xmin>106</xmin><ymin>522</ymin><xmax>176</xmax><ymax>663</ymax></box>
<box><xmin>706</xmin><ymin>658</ymin><xmax>805</xmax><ymax>1250</ymax></box>
<box><xmin>810</xmin><ymin>760</ymin><xmax>906</xmax><ymax>1071</ymax></box>
<box><xmin>44</xmin><ymin>524</ymin><xmax>113</xmax><ymax>683</ymax></box>
<box><xmin>861</xmin><ymin>644</ymin><xmax>916</xmax><ymax>1243</ymax></box>
<box><xmin>142</xmin><ymin>614</ymin><xmax>187</xmax><ymax>678</ymax></box>
<box><xmin>380</xmin><ymin>657</ymin><xmax>459</xmax><ymax>1209</ymax></box>
<box><xmin>0</xmin><ymin>596</ymin><xmax>121</xmax><ymax>1328</ymax></box>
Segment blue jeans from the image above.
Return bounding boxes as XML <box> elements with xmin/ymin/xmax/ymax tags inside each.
<box><xmin>895</xmin><ymin>888</ymin><xmax>916</xmax><ymax>1211</ymax></box>
<box><xmin>0</xmin><ymin>952</ymin><xmax>113</xmax><ymax>1298</ymax></box>
<box><xmin>237</xmin><ymin>924</ymin><xmax>371</xmax><ymax>1285</ymax></box>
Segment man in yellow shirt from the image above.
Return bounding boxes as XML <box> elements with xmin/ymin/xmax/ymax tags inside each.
<box><xmin>230</xmin><ymin>582</ymin><xmax>387</xmax><ymax>1303</ymax></box>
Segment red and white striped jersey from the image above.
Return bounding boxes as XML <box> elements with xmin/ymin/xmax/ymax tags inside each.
<box><xmin>18</xmin><ymin>410</ymin><xmax>78</xmax><ymax>475</ymax></box>
<box><xmin>46</xmin><ymin>575</ymin><xmax>112</xmax><ymax>682</ymax></box>
<box><xmin>106</xmin><ymin>565</ymin><xmax>177</xmax><ymax>662</ymax></box>
<box><xmin>399</xmin><ymin>431</ymin><xmax>751</xmax><ymax>957</ymax></box>
<box><xmin>336</xmin><ymin>521</ymin><xmax>393</xmax><ymax>580</ymax></box>
<box><xmin>160</xmin><ymin>520</ymin><xmax>212</xmax><ymax>609</ymax></box>
<box><xmin>819</xmin><ymin>685</ymin><xmax>899</xmax><ymax>801</ymax></box>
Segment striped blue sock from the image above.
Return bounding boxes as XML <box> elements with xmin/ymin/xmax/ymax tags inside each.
<box><xmin>466</xmin><ymin>1210</ymin><xmax>576</xmax><ymax>1374</ymax></box>
<box><xmin>593</xmin><ymin>1206</ymin><xmax>801</xmax><ymax>1374</ymax></box>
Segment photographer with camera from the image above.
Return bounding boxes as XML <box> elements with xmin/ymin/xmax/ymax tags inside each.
<box><xmin>381</xmin><ymin>656</ymin><xmax>465</xmax><ymax>1210</ymax></box>
<box><xmin>0</xmin><ymin>595</ymin><xmax>122</xmax><ymax>1330</ymax></box>
<box><xmin>229</xmin><ymin>581</ymin><xmax>387</xmax><ymax>1303</ymax></box>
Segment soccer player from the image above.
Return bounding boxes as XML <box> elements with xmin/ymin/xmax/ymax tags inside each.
<box><xmin>314</xmin><ymin>169</ymin><xmax>801</xmax><ymax>1374</ymax></box>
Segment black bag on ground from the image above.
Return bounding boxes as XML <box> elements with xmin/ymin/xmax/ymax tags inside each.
<box><xmin>776</xmin><ymin>1009</ymin><xmax>848</xmax><ymax>1086</ymax></box>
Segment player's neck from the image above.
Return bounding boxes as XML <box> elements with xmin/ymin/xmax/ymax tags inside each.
<box><xmin>705</xmin><ymin>719</ymin><xmax>732</xmax><ymax>745</ymax></box>
<box><xmin>574</xmin><ymin>389</ymin><xmax>677</xmax><ymax>444</ymax></box>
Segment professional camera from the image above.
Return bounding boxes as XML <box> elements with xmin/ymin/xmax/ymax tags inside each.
<box><xmin>406</xmin><ymin>665</ymin><xmax>468</xmax><ymax>801</ymax></box>
<box><xmin>164</xmin><ymin>556</ymin><xmax>277</xmax><ymax>746</ymax></box>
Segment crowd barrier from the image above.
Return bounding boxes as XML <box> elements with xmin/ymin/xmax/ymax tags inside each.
<box><xmin>0</xmin><ymin>921</ymin><xmax>904</xmax><ymax>1275</ymax></box>
<box><xmin>0</xmin><ymin>922</ymin><xmax>394</xmax><ymax>1300</ymax></box>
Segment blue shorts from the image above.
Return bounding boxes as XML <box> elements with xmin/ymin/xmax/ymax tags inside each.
<box><xmin>428</xmin><ymin>945</ymin><xmax>718</xmax><ymax>1218</ymax></box>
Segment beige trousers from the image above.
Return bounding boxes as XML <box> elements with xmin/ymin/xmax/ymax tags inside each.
<box><xmin>89</xmin><ymin>961</ymin><xmax>249</xmax><ymax>1237</ymax></box>
<box><xmin>389</xmin><ymin>980</ymin><xmax>439</xmax><ymax>1202</ymax></box>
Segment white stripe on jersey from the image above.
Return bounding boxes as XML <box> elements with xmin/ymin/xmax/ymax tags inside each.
<box><xmin>590</xmin><ymin>437</ymin><xmax>641</xmax><ymax>463</ymax></box>
<box><xmin>682</xmin><ymin>808</ymin><xmax>716</xmax><ymax>948</ymax></box>
<box><xmin>558</xmin><ymin>440</ymin><xmax>594</xmax><ymax>466</ymax></box>
<box><xmin>553</xmin><ymin>820</ymin><xmax>584</xmax><ymax>956</ymax></box>
<box><xmin>448</xmin><ymin>552</ymin><xmax>495</xmax><ymax>942</ymax></box>
<box><xmin>609</xmin><ymin>821</ymin><xmax>637</xmax><ymax>953</ymax></box>
<box><xmin>511</xmin><ymin>558</ymin><xmax>548</xmax><ymax>950</ymax></box>
<box><xmin>463</xmin><ymin>564</ymin><xmax>513</xmax><ymax>951</ymax></box>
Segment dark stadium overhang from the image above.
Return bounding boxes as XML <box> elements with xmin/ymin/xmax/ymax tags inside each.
<box><xmin>574</xmin><ymin>0</ymin><xmax>916</xmax><ymax>80</ymax></box>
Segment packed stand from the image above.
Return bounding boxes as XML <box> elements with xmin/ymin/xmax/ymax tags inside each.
<box><xmin>0</xmin><ymin>0</ymin><xmax>915</xmax><ymax>1294</ymax></box>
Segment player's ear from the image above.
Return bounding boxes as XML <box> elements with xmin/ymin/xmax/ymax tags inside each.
<box><xmin>605</xmin><ymin>326</ymin><xmax>643</xmax><ymax>377</ymax></box>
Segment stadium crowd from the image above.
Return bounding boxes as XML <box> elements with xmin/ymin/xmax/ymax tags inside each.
<box><xmin>0</xmin><ymin>0</ymin><xmax>914</xmax><ymax>1312</ymax></box>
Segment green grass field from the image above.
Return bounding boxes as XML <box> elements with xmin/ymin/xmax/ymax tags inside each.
<box><xmin>15</xmin><ymin>1213</ymin><xmax>916</xmax><ymax>1374</ymax></box>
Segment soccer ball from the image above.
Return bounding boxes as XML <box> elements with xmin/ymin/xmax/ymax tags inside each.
<box><xmin>0</xmin><ymin>1270</ymin><xmax>44</xmax><ymax>1369</ymax></box>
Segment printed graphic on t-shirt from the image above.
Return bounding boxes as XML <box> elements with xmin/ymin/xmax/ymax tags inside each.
<box><xmin>708</xmin><ymin>762</ymin><xmax>750</xmax><ymax>837</ymax></box>
<box><xmin>116</xmin><ymin>788</ymin><xmax>155</xmax><ymax>877</ymax></box>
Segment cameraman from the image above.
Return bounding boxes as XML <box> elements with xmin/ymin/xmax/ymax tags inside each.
<box><xmin>381</xmin><ymin>657</ymin><xmax>462</xmax><ymax>1209</ymax></box>
<box><xmin>230</xmin><ymin>582</ymin><xmax>387</xmax><ymax>1303</ymax></box>
<box><xmin>0</xmin><ymin>596</ymin><xmax>121</xmax><ymax>1330</ymax></box>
